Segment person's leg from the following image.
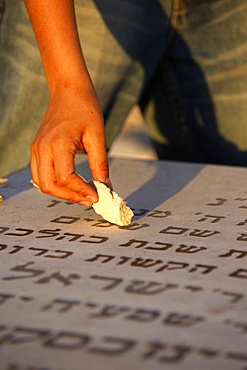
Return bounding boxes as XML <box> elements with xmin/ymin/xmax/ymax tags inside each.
<box><xmin>75</xmin><ymin>0</ymin><xmax>169</xmax><ymax>148</ymax></box>
<box><xmin>143</xmin><ymin>0</ymin><xmax>247</xmax><ymax>166</ymax></box>
<box><xmin>0</xmin><ymin>0</ymin><xmax>48</xmax><ymax>176</ymax></box>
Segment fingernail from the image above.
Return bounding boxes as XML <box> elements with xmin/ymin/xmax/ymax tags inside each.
<box><xmin>86</xmin><ymin>195</ymin><xmax>97</xmax><ymax>204</ymax></box>
<box><xmin>79</xmin><ymin>200</ymin><xmax>92</xmax><ymax>207</ymax></box>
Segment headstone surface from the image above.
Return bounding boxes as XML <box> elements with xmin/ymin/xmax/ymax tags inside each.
<box><xmin>1</xmin><ymin>156</ymin><xmax>247</xmax><ymax>370</ymax></box>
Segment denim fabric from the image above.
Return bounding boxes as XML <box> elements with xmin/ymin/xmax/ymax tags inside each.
<box><xmin>1</xmin><ymin>0</ymin><xmax>247</xmax><ymax>176</ymax></box>
<box><xmin>0</xmin><ymin>0</ymin><xmax>48</xmax><ymax>176</ymax></box>
<box><xmin>142</xmin><ymin>0</ymin><xmax>247</xmax><ymax>165</ymax></box>
<box><xmin>74</xmin><ymin>0</ymin><xmax>169</xmax><ymax>147</ymax></box>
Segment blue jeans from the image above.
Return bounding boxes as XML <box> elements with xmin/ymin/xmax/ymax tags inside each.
<box><xmin>1</xmin><ymin>0</ymin><xmax>247</xmax><ymax>176</ymax></box>
<box><xmin>141</xmin><ymin>0</ymin><xmax>247</xmax><ymax>165</ymax></box>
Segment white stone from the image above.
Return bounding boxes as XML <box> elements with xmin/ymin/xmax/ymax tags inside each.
<box><xmin>91</xmin><ymin>180</ymin><xmax>134</xmax><ymax>226</ymax></box>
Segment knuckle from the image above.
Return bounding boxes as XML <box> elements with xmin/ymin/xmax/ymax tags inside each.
<box><xmin>57</xmin><ymin>174</ymin><xmax>71</xmax><ymax>187</ymax></box>
<box><xmin>39</xmin><ymin>182</ymin><xmax>53</xmax><ymax>195</ymax></box>
<box><xmin>99</xmin><ymin>159</ymin><xmax>109</xmax><ymax>174</ymax></box>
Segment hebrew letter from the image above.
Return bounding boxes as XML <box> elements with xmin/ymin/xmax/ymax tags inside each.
<box><xmin>57</xmin><ymin>232</ymin><xmax>84</xmax><ymax>241</ymax></box>
<box><xmin>126</xmin><ymin>281</ymin><xmax>177</xmax><ymax>295</ymax></box>
<box><xmin>131</xmin><ymin>208</ymin><xmax>149</xmax><ymax>216</ymax></box>
<box><xmin>47</xmin><ymin>199</ymin><xmax>61</xmax><ymax>208</ymax></box>
<box><xmin>5</xmin><ymin>228</ymin><xmax>34</xmax><ymax>237</ymax></box>
<box><xmin>36</xmin><ymin>272</ymin><xmax>81</xmax><ymax>286</ymax></box>
<box><xmin>0</xmin><ymin>294</ymin><xmax>15</xmax><ymax>305</ymax></box>
<box><xmin>159</xmin><ymin>226</ymin><xmax>189</xmax><ymax>235</ymax></box>
<box><xmin>116</xmin><ymin>256</ymin><xmax>131</xmax><ymax>265</ymax></box>
<box><xmin>91</xmin><ymin>220</ymin><xmax>113</xmax><ymax>228</ymax></box>
<box><xmin>43</xmin><ymin>331</ymin><xmax>90</xmax><ymax>350</ymax></box>
<box><xmin>126</xmin><ymin>309</ymin><xmax>160</xmax><ymax>322</ymax></box>
<box><xmin>90</xmin><ymin>305</ymin><xmax>130</xmax><ymax>319</ymax></box>
<box><xmin>122</xmin><ymin>223</ymin><xmax>150</xmax><ymax>230</ymax></box>
<box><xmin>237</xmin><ymin>233</ymin><xmax>247</xmax><ymax>242</ymax></box>
<box><xmin>189</xmin><ymin>264</ymin><xmax>217</xmax><ymax>274</ymax></box>
<box><xmin>176</xmin><ymin>244</ymin><xmax>207</xmax><ymax>254</ymax></box>
<box><xmin>80</xmin><ymin>235</ymin><xmax>108</xmax><ymax>243</ymax></box>
<box><xmin>156</xmin><ymin>261</ymin><xmax>189</xmax><ymax>273</ymax></box>
<box><xmin>146</xmin><ymin>242</ymin><xmax>173</xmax><ymax>251</ymax></box>
<box><xmin>0</xmin><ymin>327</ymin><xmax>50</xmax><ymax>346</ymax></box>
<box><xmin>164</xmin><ymin>312</ymin><xmax>205</xmax><ymax>327</ymax></box>
<box><xmin>29</xmin><ymin>247</ymin><xmax>49</xmax><ymax>256</ymax></box>
<box><xmin>50</xmin><ymin>216</ymin><xmax>80</xmax><ymax>224</ymax></box>
<box><xmin>90</xmin><ymin>275</ymin><xmax>123</xmax><ymax>290</ymax></box>
<box><xmin>131</xmin><ymin>258</ymin><xmax>163</xmax><ymax>268</ymax></box>
<box><xmin>219</xmin><ymin>249</ymin><xmax>247</xmax><ymax>259</ymax></box>
<box><xmin>37</xmin><ymin>229</ymin><xmax>61</xmax><ymax>239</ymax></box>
<box><xmin>42</xmin><ymin>298</ymin><xmax>81</xmax><ymax>313</ymax></box>
<box><xmin>85</xmin><ymin>254</ymin><xmax>115</xmax><ymax>263</ymax></box>
<box><xmin>9</xmin><ymin>245</ymin><xmax>24</xmax><ymax>254</ymax></box>
<box><xmin>197</xmin><ymin>214</ymin><xmax>225</xmax><ymax>223</ymax></box>
<box><xmin>3</xmin><ymin>262</ymin><xmax>44</xmax><ymax>280</ymax></box>
<box><xmin>207</xmin><ymin>198</ymin><xmax>227</xmax><ymax>206</ymax></box>
<box><xmin>147</xmin><ymin>210</ymin><xmax>171</xmax><ymax>218</ymax></box>
<box><xmin>0</xmin><ymin>227</ymin><xmax>9</xmax><ymax>234</ymax></box>
<box><xmin>89</xmin><ymin>336</ymin><xmax>136</xmax><ymax>355</ymax></box>
<box><xmin>229</xmin><ymin>269</ymin><xmax>247</xmax><ymax>279</ymax></box>
<box><xmin>0</xmin><ymin>244</ymin><xmax>7</xmax><ymax>252</ymax></box>
<box><xmin>45</xmin><ymin>250</ymin><xmax>73</xmax><ymax>259</ymax></box>
<box><xmin>189</xmin><ymin>229</ymin><xmax>220</xmax><ymax>238</ymax></box>
<box><xmin>119</xmin><ymin>239</ymin><xmax>148</xmax><ymax>249</ymax></box>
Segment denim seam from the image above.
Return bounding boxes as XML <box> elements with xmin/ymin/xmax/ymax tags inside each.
<box><xmin>161</xmin><ymin>59</ymin><xmax>193</xmax><ymax>159</ymax></box>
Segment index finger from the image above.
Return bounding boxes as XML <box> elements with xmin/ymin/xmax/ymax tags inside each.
<box><xmin>84</xmin><ymin>128</ymin><xmax>110</xmax><ymax>185</ymax></box>
<box><xmin>52</xmin><ymin>147</ymin><xmax>99</xmax><ymax>203</ymax></box>
<box><xmin>36</xmin><ymin>148</ymin><xmax>97</xmax><ymax>205</ymax></box>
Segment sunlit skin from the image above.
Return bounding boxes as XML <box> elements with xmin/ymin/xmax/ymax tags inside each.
<box><xmin>25</xmin><ymin>0</ymin><xmax>111</xmax><ymax>207</ymax></box>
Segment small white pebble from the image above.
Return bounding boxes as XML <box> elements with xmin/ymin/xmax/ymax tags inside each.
<box><xmin>91</xmin><ymin>180</ymin><xmax>133</xmax><ymax>226</ymax></box>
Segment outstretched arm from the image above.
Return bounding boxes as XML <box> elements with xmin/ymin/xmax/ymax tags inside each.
<box><xmin>25</xmin><ymin>0</ymin><xmax>110</xmax><ymax>206</ymax></box>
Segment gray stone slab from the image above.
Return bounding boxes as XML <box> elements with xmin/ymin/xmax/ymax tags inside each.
<box><xmin>0</xmin><ymin>155</ymin><xmax>247</xmax><ymax>370</ymax></box>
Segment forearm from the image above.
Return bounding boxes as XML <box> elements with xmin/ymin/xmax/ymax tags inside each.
<box><xmin>24</xmin><ymin>0</ymin><xmax>92</xmax><ymax>97</ymax></box>
<box><xmin>25</xmin><ymin>0</ymin><xmax>109</xmax><ymax>205</ymax></box>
